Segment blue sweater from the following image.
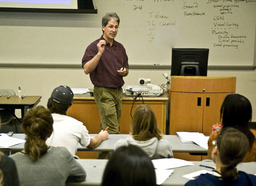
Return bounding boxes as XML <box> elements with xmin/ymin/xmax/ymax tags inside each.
<box><xmin>185</xmin><ymin>171</ymin><xmax>256</xmax><ymax>186</ymax></box>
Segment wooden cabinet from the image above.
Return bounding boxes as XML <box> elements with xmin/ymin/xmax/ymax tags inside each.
<box><xmin>67</xmin><ymin>95</ymin><xmax>168</xmax><ymax>158</ymax></box>
<box><xmin>169</xmin><ymin>76</ymin><xmax>236</xmax><ymax>136</ymax></box>
<box><xmin>67</xmin><ymin>94</ymin><xmax>168</xmax><ymax>134</ymax></box>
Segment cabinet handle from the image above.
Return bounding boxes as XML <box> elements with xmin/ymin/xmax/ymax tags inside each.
<box><xmin>197</xmin><ymin>97</ymin><xmax>201</xmax><ymax>106</ymax></box>
<box><xmin>206</xmin><ymin>97</ymin><xmax>210</xmax><ymax>106</ymax></box>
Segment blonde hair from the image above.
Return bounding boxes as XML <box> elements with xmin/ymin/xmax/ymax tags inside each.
<box><xmin>131</xmin><ymin>105</ymin><xmax>162</xmax><ymax>141</ymax></box>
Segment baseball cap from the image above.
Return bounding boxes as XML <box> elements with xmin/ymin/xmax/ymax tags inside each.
<box><xmin>50</xmin><ymin>85</ymin><xmax>74</xmax><ymax>105</ymax></box>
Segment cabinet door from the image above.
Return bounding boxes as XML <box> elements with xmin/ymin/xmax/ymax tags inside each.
<box><xmin>67</xmin><ymin>101</ymin><xmax>101</xmax><ymax>133</ymax></box>
<box><xmin>68</xmin><ymin>100</ymin><xmax>167</xmax><ymax>134</ymax></box>
<box><xmin>169</xmin><ymin>92</ymin><xmax>204</xmax><ymax>134</ymax></box>
<box><xmin>202</xmin><ymin>93</ymin><xmax>230</xmax><ymax>135</ymax></box>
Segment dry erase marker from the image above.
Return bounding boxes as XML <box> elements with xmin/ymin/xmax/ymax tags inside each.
<box><xmin>18</xmin><ymin>87</ymin><xmax>22</xmax><ymax>98</ymax></box>
<box><xmin>104</xmin><ymin>126</ymin><xmax>109</xmax><ymax>131</ymax></box>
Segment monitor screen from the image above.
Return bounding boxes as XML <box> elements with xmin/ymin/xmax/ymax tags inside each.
<box><xmin>0</xmin><ymin>0</ymin><xmax>77</xmax><ymax>9</ymax></box>
<box><xmin>171</xmin><ymin>48</ymin><xmax>209</xmax><ymax>76</ymax></box>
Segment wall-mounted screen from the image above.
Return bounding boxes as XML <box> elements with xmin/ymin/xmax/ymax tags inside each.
<box><xmin>0</xmin><ymin>0</ymin><xmax>77</xmax><ymax>9</ymax></box>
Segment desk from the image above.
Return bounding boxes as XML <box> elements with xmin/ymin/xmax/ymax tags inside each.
<box><xmin>0</xmin><ymin>96</ymin><xmax>41</xmax><ymax>119</ymax></box>
<box><xmin>67</xmin><ymin>93</ymin><xmax>168</xmax><ymax>134</ymax></box>
<box><xmin>1</xmin><ymin>134</ymin><xmax>207</xmax><ymax>155</ymax></box>
<box><xmin>67</xmin><ymin>160</ymin><xmax>256</xmax><ymax>186</ymax></box>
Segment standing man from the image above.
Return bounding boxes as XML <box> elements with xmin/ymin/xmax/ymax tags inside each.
<box><xmin>82</xmin><ymin>12</ymin><xmax>129</xmax><ymax>136</ymax></box>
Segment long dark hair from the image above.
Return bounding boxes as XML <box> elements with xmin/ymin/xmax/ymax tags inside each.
<box><xmin>220</xmin><ymin>94</ymin><xmax>254</xmax><ymax>147</ymax></box>
<box><xmin>102</xmin><ymin>145</ymin><xmax>156</xmax><ymax>186</ymax></box>
<box><xmin>23</xmin><ymin>106</ymin><xmax>53</xmax><ymax>161</ymax></box>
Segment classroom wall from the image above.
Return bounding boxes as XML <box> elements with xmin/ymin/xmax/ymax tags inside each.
<box><xmin>0</xmin><ymin>68</ymin><xmax>256</xmax><ymax>121</ymax></box>
<box><xmin>0</xmin><ymin>0</ymin><xmax>255</xmax><ymax>67</ymax></box>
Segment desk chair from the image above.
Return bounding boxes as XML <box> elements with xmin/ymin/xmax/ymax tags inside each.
<box><xmin>0</xmin><ymin>89</ymin><xmax>20</xmax><ymax>133</ymax></box>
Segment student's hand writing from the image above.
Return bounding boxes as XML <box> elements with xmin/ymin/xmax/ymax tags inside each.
<box><xmin>99</xmin><ymin>130</ymin><xmax>109</xmax><ymax>140</ymax></box>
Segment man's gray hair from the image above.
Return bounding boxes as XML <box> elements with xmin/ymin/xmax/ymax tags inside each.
<box><xmin>102</xmin><ymin>12</ymin><xmax>120</xmax><ymax>27</ymax></box>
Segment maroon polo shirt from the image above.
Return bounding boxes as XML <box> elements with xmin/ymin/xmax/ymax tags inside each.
<box><xmin>82</xmin><ymin>36</ymin><xmax>129</xmax><ymax>89</ymax></box>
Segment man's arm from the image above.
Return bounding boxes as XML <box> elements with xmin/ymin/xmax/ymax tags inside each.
<box><xmin>83</xmin><ymin>40</ymin><xmax>106</xmax><ymax>74</ymax></box>
<box><xmin>87</xmin><ymin>130</ymin><xmax>108</xmax><ymax>149</ymax></box>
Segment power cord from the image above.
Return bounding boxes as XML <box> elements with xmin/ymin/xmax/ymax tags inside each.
<box><xmin>130</xmin><ymin>93</ymin><xmax>144</xmax><ymax>118</ymax></box>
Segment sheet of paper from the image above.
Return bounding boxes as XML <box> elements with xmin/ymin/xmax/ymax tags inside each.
<box><xmin>192</xmin><ymin>136</ymin><xmax>209</xmax><ymax>149</ymax></box>
<box><xmin>71</xmin><ymin>88</ymin><xmax>90</xmax><ymax>94</ymax></box>
<box><xmin>0</xmin><ymin>134</ymin><xmax>25</xmax><ymax>147</ymax></box>
<box><xmin>152</xmin><ymin>158</ymin><xmax>193</xmax><ymax>170</ymax></box>
<box><xmin>155</xmin><ymin>169</ymin><xmax>174</xmax><ymax>185</ymax></box>
<box><xmin>177</xmin><ymin>132</ymin><xmax>209</xmax><ymax>149</ymax></box>
<box><xmin>177</xmin><ymin>132</ymin><xmax>200</xmax><ymax>143</ymax></box>
<box><xmin>183</xmin><ymin>170</ymin><xmax>212</xmax><ymax>180</ymax></box>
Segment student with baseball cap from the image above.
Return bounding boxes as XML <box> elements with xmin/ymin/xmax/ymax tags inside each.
<box><xmin>46</xmin><ymin>85</ymin><xmax>108</xmax><ymax>157</ymax></box>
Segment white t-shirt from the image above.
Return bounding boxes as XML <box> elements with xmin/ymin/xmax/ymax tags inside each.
<box><xmin>46</xmin><ymin>113</ymin><xmax>91</xmax><ymax>156</ymax></box>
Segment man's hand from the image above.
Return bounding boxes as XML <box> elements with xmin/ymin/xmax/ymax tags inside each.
<box><xmin>97</xmin><ymin>40</ymin><xmax>106</xmax><ymax>55</ymax></box>
<box><xmin>117</xmin><ymin>67</ymin><xmax>128</xmax><ymax>76</ymax></box>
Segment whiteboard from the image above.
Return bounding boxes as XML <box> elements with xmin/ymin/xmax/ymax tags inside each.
<box><xmin>0</xmin><ymin>0</ymin><xmax>255</xmax><ymax>66</ymax></box>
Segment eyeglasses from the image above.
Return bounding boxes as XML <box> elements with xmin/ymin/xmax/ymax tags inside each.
<box><xmin>106</xmin><ymin>25</ymin><xmax>119</xmax><ymax>30</ymax></box>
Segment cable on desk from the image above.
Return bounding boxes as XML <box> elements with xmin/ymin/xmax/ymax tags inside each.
<box><xmin>130</xmin><ymin>93</ymin><xmax>144</xmax><ymax>118</ymax></box>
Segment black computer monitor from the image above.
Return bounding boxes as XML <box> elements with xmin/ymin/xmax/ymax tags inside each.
<box><xmin>171</xmin><ymin>48</ymin><xmax>209</xmax><ymax>76</ymax></box>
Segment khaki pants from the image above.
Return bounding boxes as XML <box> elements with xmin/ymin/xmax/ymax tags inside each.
<box><xmin>93</xmin><ymin>86</ymin><xmax>123</xmax><ymax>134</ymax></box>
<box><xmin>94</xmin><ymin>87</ymin><xmax>123</xmax><ymax>159</ymax></box>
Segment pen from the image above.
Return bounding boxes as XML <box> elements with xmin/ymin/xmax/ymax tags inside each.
<box><xmin>199</xmin><ymin>164</ymin><xmax>215</xmax><ymax>169</ymax></box>
<box><xmin>104</xmin><ymin>126</ymin><xmax>109</xmax><ymax>131</ymax></box>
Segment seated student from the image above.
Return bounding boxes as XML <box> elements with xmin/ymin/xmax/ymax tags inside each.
<box><xmin>207</xmin><ymin>94</ymin><xmax>256</xmax><ymax>162</ymax></box>
<box><xmin>102</xmin><ymin>144</ymin><xmax>156</xmax><ymax>186</ymax></box>
<box><xmin>115</xmin><ymin>104</ymin><xmax>173</xmax><ymax>159</ymax></box>
<box><xmin>186</xmin><ymin>127</ymin><xmax>256</xmax><ymax>186</ymax></box>
<box><xmin>46</xmin><ymin>85</ymin><xmax>108</xmax><ymax>157</ymax></box>
<box><xmin>10</xmin><ymin>106</ymin><xmax>86</xmax><ymax>186</ymax></box>
<box><xmin>0</xmin><ymin>151</ymin><xmax>19</xmax><ymax>185</ymax></box>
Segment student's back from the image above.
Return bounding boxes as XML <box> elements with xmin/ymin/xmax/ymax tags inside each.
<box><xmin>46</xmin><ymin>85</ymin><xmax>108</xmax><ymax>157</ymax></box>
<box><xmin>11</xmin><ymin>146</ymin><xmax>85</xmax><ymax>186</ymax></box>
<box><xmin>115</xmin><ymin>104</ymin><xmax>173</xmax><ymax>158</ymax></box>
<box><xmin>187</xmin><ymin>127</ymin><xmax>256</xmax><ymax>186</ymax></box>
<box><xmin>186</xmin><ymin>171</ymin><xmax>256</xmax><ymax>186</ymax></box>
<box><xmin>10</xmin><ymin>106</ymin><xmax>86</xmax><ymax>186</ymax></box>
<box><xmin>0</xmin><ymin>152</ymin><xmax>19</xmax><ymax>186</ymax></box>
<box><xmin>207</xmin><ymin>94</ymin><xmax>256</xmax><ymax>162</ymax></box>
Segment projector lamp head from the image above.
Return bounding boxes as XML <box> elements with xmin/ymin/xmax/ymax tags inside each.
<box><xmin>138</xmin><ymin>78</ymin><xmax>151</xmax><ymax>85</ymax></box>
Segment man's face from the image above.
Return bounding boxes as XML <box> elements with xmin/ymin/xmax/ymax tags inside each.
<box><xmin>102</xmin><ymin>18</ymin><xmax>119</xmax><ymax>41</ymax></box>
